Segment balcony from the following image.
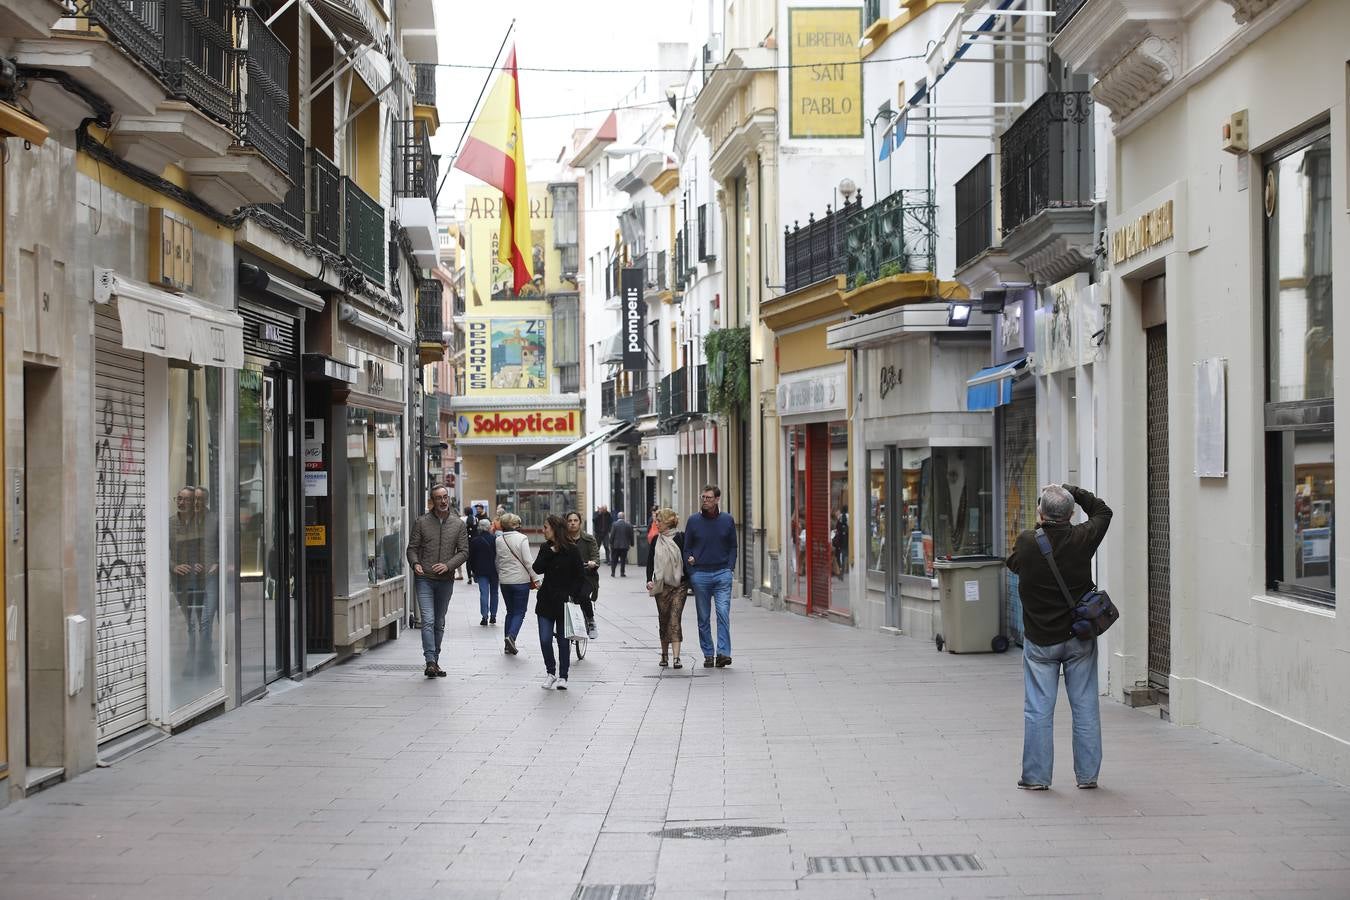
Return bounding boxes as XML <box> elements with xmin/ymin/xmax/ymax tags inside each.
<box><xmin>162</xmin><ymin>0</ymin><xmax>233</xmax><ymax>127</ymax></box>
<box><xmin>844</xmin><ymin>189</ymin><xmax>936</xmax><ymax>288</ymax></box>
<box><xmin>234</xmin><ymin>8</ymin><xmax>290</xmax><ymax>173</ymax></box>
<box><xmin>417</xmin><ymin>280</ymin><xmax>446</xmax><ymax>365</ymax></box>
<box><xmin>998</xmin><ymin>91</ymin><xmax>1096</xmax><ymax>282</ymax></box>
<box><xmin>784</xmin><ymin>196</ymin><xmax>863</xmax><ymax>292</ymax></box>
<box><xmin>395</xmin><ymin>118</ymin><xmax>439</xmax><ymax>267</ymax></box>
<box><xmin>955</xmin><ymin>155</ymin><xmax>995</xmax><ymax>270</ymax></box>
<box><xmin>413</xmin><ymin>62</ymin><xmax>437</xmax><ymax>108</ymax></box>
<box><xmin>636</xmin><ymin>252</ymin><xmax>669</xmax><ymax>294</ymax></box>
<box><xmin>658</xmin><ymin>368</ymin><xmax>691</xmax><ymax>427</ymax></box>
<box><xmin>309</xmin><ymin>148</ymin><xmax>342</xmax><ymax>255</ymax></box>
<box><xmin>260</xmin><ymin>125</ymin><xmax>306</xmax><ymax>236</ymax></box>
<box><xmin>344</xmin><ymin>177</ymin><xmax>386</xmax><ymax>284</ymax></box>
<box><xmin>601</xmin><ymin>379</ymin><xmax>616</xmax><ymax>419</ymax></box>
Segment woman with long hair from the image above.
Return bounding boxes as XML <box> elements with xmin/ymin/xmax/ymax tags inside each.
<box><xmin>494</xmin><ymin>513</ymin><xmax>533</xmax><ymax>655</ymax></box>
<box><xmin>645</xmin><ymin>507</ymin><xmax>689</xmax><ymax>669</ymax></box>
<box><xmin>532</xmin><ymin>514</ymin><xmax>586</xmax><ymax>690</ymax></box>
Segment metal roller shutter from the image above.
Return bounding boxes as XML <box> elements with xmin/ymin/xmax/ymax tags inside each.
<box><xmin>1146</xmin><ymin>324</ymin><xmax>1171</xmax><ymax>687</ymax></box>
<box><xmin>94</xmin><ymin>303</ymin><xmax>149</xmax><ymax>741</ymax></box>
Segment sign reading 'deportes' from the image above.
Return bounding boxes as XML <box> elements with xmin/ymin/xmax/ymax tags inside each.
<box><xmin>622</xmin><ymin>267</ymin><xmax>646</xmax><ymax>371</ymax></box>
<box><xmin>456</xmin><ymin>410</ymin><xmax>581</xmax><ymax>439</ymax></box>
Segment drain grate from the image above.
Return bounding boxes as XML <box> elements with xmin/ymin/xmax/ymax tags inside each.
<box><xmin>807</xmin><ymin>854</ymin><xmax>982</xmax><ymax>875</ymax></box>
<box><xmin>572</xmin><ymin>886</ymin><xmax>655</xmax><ymax>900</ymax></box>
<box><xmin>358</xmin><ymin>664</ymin><xmax>422</xmax><ymax>672</ymax></box>
<box><xmin>653</xmin><ymin>824</ymin><xmax>784</xmax><ymax>840</ymax></box>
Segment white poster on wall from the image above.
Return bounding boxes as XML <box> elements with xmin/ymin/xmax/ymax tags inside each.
<box><xmin>1195</xmin><ymin>357</ymin><xmax>1227</xmax><ymax>478</ymax></box>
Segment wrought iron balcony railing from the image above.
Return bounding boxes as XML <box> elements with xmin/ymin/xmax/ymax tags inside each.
<box><xmin>89</xmin><ymin>0</ymin><xmax>165</xmax><ymax>75</ymax></box>
<box><xmin>163</xmin><ymin>0</ymin><xmax>233</xmax><ymax>126</ymax></box>
<box><xmin>784</xmin><ymin>195</ymin><xmax>863</xmax><ymax>292</ymax></box>
<box><xmin>601</xmin><ymin>379</ymin><xmax>616</xmax><ymax>419</ymax></box>
<box><xmin>1053</xmin><ymin>0</ymin><xmax>1089</xmax><ymax>32</ymax></box>
<box><xmin>843</xmin><ymin>188</ymin><xmax>937</xmax><ymax>288</ymax></box>
<box><xmin>417</xmin><ymin>280</ymin><xmax>444</xmax><ymax>345</ymax></box>
<box><xmin>261</xmin><ymin>125</ymin><xmax>306</xmax><ymax>235</ymax></box>
<box><xmin>1000</xmin><ymin>91</ymin><xmax>1094</xmax><ymax>236</ymax></box>
<box><xmin>674</xmin><ymin>232</ymin><xmax>686</xmax><ymax>290</ymax></box>
<box><xmin>658</xmin><ymin>367</ymin><xmax>690</xmax><ymax>424</ymax></box>
<box><xmin>236</xmin><ymin>7</ymin><xmax>289</xmax><ymax>173</ymax></box>
<box><xmin>412</xmin><ymin>62</ymin><xmax>437</xmax><ymax>107</ymax></box>
<box><xmin>657</xmin><ymin>376</ymin><xmax>671</xmax><ymax>420</ymax></box>
<box><xmin>395</xmin><ymin>119</ymin><xmax>438</xmax><ymax>204</ymax></box>
<box><xmin>344</xmin><ymin>177</ymin><xmax>385</xmax><ymax>283</ymax></box>
<box><xmin>955</xmin><ymin>154</ymin><xmax>995</xmax><ymax>269</ymax></box>
<box><xmin>309</xmin><ymin>148</ymin><xmax>342</xmax><ymax>254</ymax></box>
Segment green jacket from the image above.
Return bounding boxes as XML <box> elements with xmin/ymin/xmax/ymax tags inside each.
<box><xmin>576</xmin><ymin>531</ymin><xmax>601</xmax><ymax>596</ymax></box>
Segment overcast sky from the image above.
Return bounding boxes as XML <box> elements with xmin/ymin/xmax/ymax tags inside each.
<box><xmin>432</xmin><ymin>0</ymin><xmax>694</xmax><ymax>218</ymax></box>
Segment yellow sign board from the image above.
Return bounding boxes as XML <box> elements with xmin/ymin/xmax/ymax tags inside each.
<box><xmin>789</xmin><ymin>8</ymin><xmax>864</xmax><ymax>139</ymax></box>
<box><xmin>304</xmin><ymin>525</ymin><xmax>326</xmax><ymax>547</ymax></box>
<box><xmin>1110</xmin><ymin>200</ymin><xmax>1174</xmax><ymax>266</ymax></box>
<box><xmin>465</xmin><ymin>183</ymin><xmax>570</xmax><ymax>305</ymax></box>
<box><xmin>463</xmin><ymin>316</ymin><xmax>550</xmax><ymax>395</ymax></box>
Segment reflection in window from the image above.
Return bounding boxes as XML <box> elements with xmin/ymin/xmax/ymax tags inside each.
<box><xmin>167</xmin><ymin>365</ymin><xmax>222</xmax><ymax>712</ymax></box>
<box><xmin>867</xmin><ymin>450</ymin><xmax>886</xmax><ymax>573</ymax></box>
<box><xmin>494</xmin><ymin>454</ymin><xmax>577</xmax><ymax>532</ymax></box>
<box><xmin>900</xmin><ymin>446</ymin><xmax>994</xmax><ymax>576</ymax></box>
<box><xmin>346</xmin><ymin>408</ymin><xmax>405</xmax><ymax>590</ymax></box>
<box><xmin>1264</xmin><ymin>126</ymin><xmax>1334</xmax><ymax>606</ymax></box>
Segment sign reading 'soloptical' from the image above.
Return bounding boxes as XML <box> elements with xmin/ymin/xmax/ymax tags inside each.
<box><xmin>622</xmin><ymin>267</ymin><xmax>646</xmax><ymax>371</ymax></box>
<box><xmin>456</xmin><ymin>410</ymin><xmax>581</xmax><ymax>439</ymax></box>
<box><xmin>789</xmin><ymin>7</ymin><xmax>863</xmax><ymax>139</ymax></box>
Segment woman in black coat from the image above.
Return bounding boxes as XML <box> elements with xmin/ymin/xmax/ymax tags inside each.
<box><xmin>532</xmin><ymin>514</ymin><xmax>586</xmax><ymax>690</ymax></box>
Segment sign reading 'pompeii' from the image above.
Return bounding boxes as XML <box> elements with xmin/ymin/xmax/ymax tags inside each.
<box><xmin>464</xmin><ymin>317</ymin><xmax>549</xmax><ymax>393</ymax></box>
<box><xmin>789</xmin><ymin>7</ymin><xmax>863</xmax><ymax>139</ymax></box>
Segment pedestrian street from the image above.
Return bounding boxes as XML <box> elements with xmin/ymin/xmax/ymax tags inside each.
<box><xmin>0</xmin><ymin>577</ymin><xmax>1347</xmax><ymax>899</ymax></box>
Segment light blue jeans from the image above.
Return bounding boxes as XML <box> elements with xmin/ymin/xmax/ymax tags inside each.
<box><xmin>416</xmin><ymin>578</ymin><xmax>454</xmax><ymax>664</ymax></box>
<box><xmin>1022</xmin><ymin>636</ymin><xmax>1101</xmax><ymax>787</ymax></box>
<box><xmin>690</xmin><ymin>568</ymin><xmax>733</xmax><ymax>659</ymax></box>
<box><xmin>477</xmin><ymin>574</ymin><xmax>499</xmax><ymax>620</ymax></box>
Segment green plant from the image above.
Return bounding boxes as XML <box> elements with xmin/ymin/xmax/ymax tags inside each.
<box><xmin>703</xmin><ymin>326</ymin><xmax>751</xmax><ymax>416</ymax></box>
<box><xmin>851</xmin><ymin>273</ymin><xmax>867</xmax><ymax>291</ymax></box>
<box><xmin>877</xmin><ymin>260</ymin><xmax>903</xmax><ymax>279</ymax></box>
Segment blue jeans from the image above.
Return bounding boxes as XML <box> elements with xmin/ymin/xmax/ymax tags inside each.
<box><xmin>416</xmin><ymin>578</ymin><xmax>454</xmax><ymax>664</ymax></box>
<box><xmin>1022</xmin><ymin>636</ymin><xmax>1101</xmax><ymax>787</ymax></box>
<box><xmin>537</xmin><ymin>614</ymin><xmax>569</xmax><ymax>678</ymax></box>
<box><xmin>690</xmin><ymin>568</ymin><xmax>733</xmax><ymax>659</ymax></box>
<box><xmin>500</xmin><ymin>582</ymin><xmax>530</xmax><ymax>640</ymax></box>
<box><xmin>477</xmin><ymin>574</ymin><xmax>499</xmax><ymax>619</ymax></box>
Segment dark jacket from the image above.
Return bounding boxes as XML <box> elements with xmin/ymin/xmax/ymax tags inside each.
<box><xmin>406</xmin><ymin>511</ymin><xmax>469</xmax><ymax>581</ymax></box>
<box><xmin>467</xmin><ymin>531</ymin><xmax>499</xmax><ymax>582</ymax></box>
<box><xmin>684</xmin><ymin>510</ymin><xmax>737</xmax><ymax>572</ymax></box>
<box><xmin>532</xmin><ymin>541</ymin><xmax>586</xmax><ymax>620</ymax></box>
<box><xmin>610</xmin><ymin>517</ymin><xmax>635</xmax><ymax>551</ymax></box>
<box><xmin>576</xmin><ymin>531</ymin><xmax>601</xmax><ymax>596</ymax></box>
<box><xmin>1006</xmin><ymin>485</ymin><xmax>1113</xmax><ymax>646</ymax></box>
<box><xmin>645</xmin><ymin>531</ymin><xmax>689</xmax><ymax>586</ymax></box>
<box><xmin>593</xmin><ymin>510</ymin><xmax>613</xmax><ymax>541</ymax></box>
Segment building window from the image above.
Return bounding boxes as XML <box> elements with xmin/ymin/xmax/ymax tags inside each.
<box><xmin>346</xmin><ymin>408</ymin><xmax>405</xmax><ymax>590</ymax></box>
<box><xmin>552</xmin><ymin>294</ymin><xmax>580</xmax><ymax>368</ymax></box>
<box><xmin>1264</xmin><ymin>124</ymin><xmax>1334</xmax><ymax>606</ymax></box>
<box><xmin>900</xmin><ymin>446</ymin><xmax>993</xmax><ymax>576</ymax></box>
<box><xmin>495</xmin><ymin>454</ymin><xmax>577</xmax><ymax>532</ymax></box>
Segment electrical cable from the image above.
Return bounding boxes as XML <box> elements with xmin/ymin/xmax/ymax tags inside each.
<box><xmin>433</xmin><ymin>52</ymin><xmax>928</xmax><ymax>74</ymax></box>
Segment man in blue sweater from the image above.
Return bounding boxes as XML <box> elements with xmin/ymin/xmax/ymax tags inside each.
<box><xmin>684</xmin><ymin>484</ymin><xmax>737</xmax><ymax>668</ymax></box>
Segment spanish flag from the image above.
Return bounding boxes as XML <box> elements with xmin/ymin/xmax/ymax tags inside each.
<box><xmin>454</xmin><ymin>46</ymin><xmax>533</xmax><ymax>294</ymax></box>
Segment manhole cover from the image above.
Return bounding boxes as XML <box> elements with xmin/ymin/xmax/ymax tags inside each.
<box><xmin>653</xmin><ymin>825</ymin><xmax>784</xmax><ymax>840</ymax></box>
<box><xmin>807</xmin><ymin>854</ymin><xmax>982</xmax><ymax>875</ymax></box>
<box><xmin>572</xmin><ymin>886</ymin><xmax>654</xmax><ymax>900</ymax></box>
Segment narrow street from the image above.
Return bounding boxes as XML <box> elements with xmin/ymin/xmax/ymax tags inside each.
<box><xmin>1</xmin><ymin>578</ymin><xmax>1347</xmax><ymax>899</ymax></box>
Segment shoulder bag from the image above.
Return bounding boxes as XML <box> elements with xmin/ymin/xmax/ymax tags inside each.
<box><xmin>504</xmin><ymin>533</ymin><xmax>540</xmax><ymax>590</ymax></box>
<box><xmin>1033</xmin><ymin>528</ymin><xmax>1119</xmax><ymax>640</ymax></box>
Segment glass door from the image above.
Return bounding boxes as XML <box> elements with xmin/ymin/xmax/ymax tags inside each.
<box><xmin>239</xmin><ymin>367</ymin><xmax>290</xmax><ymax>695</ymax></box>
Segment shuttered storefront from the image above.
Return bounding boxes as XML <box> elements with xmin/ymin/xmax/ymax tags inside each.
<box><xmin>94</xmin><ymin>303</ymin><xmax>149</xmax><ymax>741</ymax></box>
<box><xmin>1001</xmin><ymin>397</ymin><xmax>1037</xmax><ymax>645</ymax></box>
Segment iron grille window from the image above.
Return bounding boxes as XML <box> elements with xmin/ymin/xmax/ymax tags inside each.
<box><xmin>344</xmin><ymin>177</ymin><xmax>385</xmax><ymax>283</ymax></box>
<box><xmin>308</xmin><ymin>148</ymin><xmax>342</xmax><ymax>254</ymax></box>
<box><xmin>236</xmin><ymin>8</ymin><xmax>289</xmax><ymax>173</ymax></box>
<box><xmin>999</xmin><ymin>91</ymin><xmax>1094</xmax><ymax>236</ymax></box>
<box><xmin>412</xmin><ymin>62</ymin><xmax>436</xmax><ymax>107</ymax></box>
<box><xmin>163</xmin><ymin>0</ymin><xmax>233</xmax><ymax>126</ymax></box>
<box><xmin>558</xmin><ymin>363</ymin><xmax>580</xmax><ymax>394</ymax></box>
<box><xmin>395</xmin><ymin>119</ymin><xmax>437</xmax><ymax>203</ymax></box>
<box><xmin>1263</xmin><ymin>124</ymin><xmax>1334</xmax><ymax>607</ymax></box>
<box><xmin>89</xmin><ymin>0</ymin><xmax>166</xmax><ymax>75</ymax></box>
<box><xmin>261</xmin><ymin>125</ymin><xmax>306</xmax><ymax>235</ymax></box>
<box><xmin>697</xmin><ymin>204</ymin><xmax>709</xmax><ymax>260</ymax></box>
<box><xmin>955</xmin><ymin>155</ymin><xmax>995</xmax><ymax>269</ymax></box>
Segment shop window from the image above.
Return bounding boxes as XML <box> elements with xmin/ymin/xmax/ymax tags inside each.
<box><xmin>495</xmin><ymin>454</ymin><xmax>577</xmax><ymax>532</ymax></box>
<box><xmin>166</xmin><ymin>365</ymin><xmax>223</xmax><ymax>713</ymax></box>
<box><xmin>346</xmin><ymin>408</ymin><xmax>405</xmax><ymax>590</ymax></box>
<box><xmin>899</xmin><ymin>446</ymin><xmax>994</xmax><ymax>577</ymax></box>
<box><xmin>1264</xmin><ymin>124</ymin><xmax>1334</xmax><ymax>606</ymax></box>
<box><xmin>867</xmin><ymin>449</ymin><xmax>887</xmax><ymax>574</ymax></box>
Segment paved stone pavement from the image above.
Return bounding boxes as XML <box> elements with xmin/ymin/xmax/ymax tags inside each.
<box><xmin>1</xmin><ymin>575</ymin><xmax>1349</xmax><ymax>900</ymax></box>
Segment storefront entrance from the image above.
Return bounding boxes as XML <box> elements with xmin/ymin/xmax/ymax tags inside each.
<box><xmin>786</xmin><ymin>421</ymin><xmax>850</xmax><ymax>615</ymax></box>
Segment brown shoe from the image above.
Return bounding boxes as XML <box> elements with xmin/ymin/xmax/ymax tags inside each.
<box><xmin>715</xmin><ymin>655</ymin><xmax>732</xmax><ymax>668</ymax></box>
<box><xmin>424</xmin><ymin>663</ymin><xmax>437</xmax><ymax>678</ymax></box>
<box><xmin>434</xmin><ymin>663</ymin><xmax>447</xmax><ymax>677</ymax></box>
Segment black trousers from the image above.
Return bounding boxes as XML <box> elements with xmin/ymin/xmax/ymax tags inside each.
<box><xmin>610</xmin><ymin>548</ymin><xmax>628</xmax><ymax>575</ymax></box>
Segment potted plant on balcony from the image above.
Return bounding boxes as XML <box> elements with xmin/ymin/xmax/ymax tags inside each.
<box><xmin>703</xmin><ymin>326</ymin><xmax>750</xmax><ymax>417</ymax></box>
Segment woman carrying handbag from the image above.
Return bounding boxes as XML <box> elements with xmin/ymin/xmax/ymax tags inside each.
<box><xmin>645</xmin><ymin>508</ymin><xmax>690</xmax><ymax>669</ymax></box>
<box><xmin>532</xmin><ymin>515</ymin><xmax>587</xmax><ymax>690</ymax></box>
<box><xmin>494</xmin><ymin>513</ymin><xmax>535</xmax><ymax>656</ymax></box>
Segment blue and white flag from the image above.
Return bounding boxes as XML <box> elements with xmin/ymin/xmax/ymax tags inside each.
<box><xmin>878</xmin><ymin>111</ymin><xmax>908</xmax><ymax>161</ymax></box>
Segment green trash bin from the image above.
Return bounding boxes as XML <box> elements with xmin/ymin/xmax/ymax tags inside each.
<box><xmin>933</xmin><ymin>556</ymin><xmax>1009</xmax><ymax>654</ymax></box>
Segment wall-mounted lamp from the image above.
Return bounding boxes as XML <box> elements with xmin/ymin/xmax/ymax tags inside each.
<box><xmin>947</xmin><ymin>301</ymin><xmax>972</xmax><ymax>327</ymax></box>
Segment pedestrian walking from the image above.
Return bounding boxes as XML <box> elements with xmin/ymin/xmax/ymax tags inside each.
<box><xmin>647</xmin><ymin>504</ymin><xmax>660</xmax><ymax>543</ymax></box>
<box><xmin>1006</xmin><ymin>484</ymin><xmax>1113</xmax><ymax>790</ymax></box>
<box><xmin>609</xmin><ymin>511</ymin><xmax>635</xmax><ymax>576</ymax></box>
<box><xmin>461</xmin><ymin>506</ymin><xmax>477</xmax><ymax>583</ymax></box>
<box><xmin>645</xmin><ymin>507</ymin><xmax>689</xmax><ymax>669</ymax></box>
<box><xmin>468</xmin><ymin>519</ymin><xmax>499</xmax><ymax>626</ymax></box>
<box><xmin>566</xmin><ymin>511</ymin><xmax>601</xmax><ymax>638</ymax></box>
<box><xmin>532</xmin><ymin>514</ymin><xmax>586</xmax><ymax>690</ymax></box>
<box><xmin>494</xmin><ymin>513</ymin><xmax>534</xmax><ymax>656</ymax></box>
<box><xmin>593</xmin><ymin>505</ymin><xmax>613</xmax><ymax>564</ymax></box>
<box><xmin>685</xmin><ymin>484</ymin><xmax>737</xmax><ymax>668</ymax></box>
<box><xmin>406</xmin><ymin>484</ymin><xmax>469</xmax><ymax>678</ymax></box>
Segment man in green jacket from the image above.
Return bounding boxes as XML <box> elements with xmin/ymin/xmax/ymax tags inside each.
<box><xmin>406</xmin><ymin>483</ymin><xmax>469</xmax><ymax>678</ymax></box>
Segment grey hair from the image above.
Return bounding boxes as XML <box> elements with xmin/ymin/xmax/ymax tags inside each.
<box><xmin>1038</xmin><ymin>485</ymin><xmax>1074</xmax><ymax>524</ymax></box>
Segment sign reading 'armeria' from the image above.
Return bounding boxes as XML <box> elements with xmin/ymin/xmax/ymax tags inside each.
<box><xmin>622</xmin><ymin>266</ymin><xmax>646</xmax><ymax>371</ymax></box>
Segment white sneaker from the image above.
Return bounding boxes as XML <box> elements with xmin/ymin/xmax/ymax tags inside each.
<box><xmin>555</xmin><ymin>678</ymin><xmax>568</xmax><ymax>690</ymax></box>
<box><xmin>541</xmin><ymin>674</ymin><xmax>557</xmax><ymax>690</ymax></box>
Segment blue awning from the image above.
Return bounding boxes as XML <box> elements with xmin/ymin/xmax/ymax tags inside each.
<box><xmin>966</xmin><ymin>358</ymin><xmax>1028</xmax><ymax>411</ymax></box>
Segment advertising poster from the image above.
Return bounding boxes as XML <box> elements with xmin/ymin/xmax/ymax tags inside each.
<box><xmin>490</xmin><ymin>318</ymin><xmax>549</xmax><ymax>390</ymax></box>
<box><xmin>465</xmin><ymin>184</ymin><xmax>565</xmax><ymax>303</ymax></box>
<box><xmin>789</xmin><ymin>8</ymin><xmax>864</xmax><ymax>139</ymax></box>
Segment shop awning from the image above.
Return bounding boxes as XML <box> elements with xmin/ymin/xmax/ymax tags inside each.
<box><xmin>966</xmin><ymin>357</ymin><xmax>1028</xmax><ymax>410</ymax></box>
<box><xmin>308</xmin><ymin>0</ymin><xmax>380</xmax><ymax>47</ymax></box>
<box><xmin>526</xmin><ymin>422</ymin><xmax>634</xmax><ymax>472</ymax></box>
<box><xmin>94</xmin><ymin>269</ymin><xmax>245</xmax><ymax>369</ymax></box>
<box><xmin>600</xmin><ymin>331</ymin><xmax>624</xmax><ymax>366</ymax></box>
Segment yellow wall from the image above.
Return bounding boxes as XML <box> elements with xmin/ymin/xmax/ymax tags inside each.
<box><xmin>461</xmin><ymin>454</ymin><xmax>497</xmax><ymax>508</ymax></box>
<box><xmin>777</xmin><ymin>324</ymin><xmax>846</xmax><ymax>374</ymax></box>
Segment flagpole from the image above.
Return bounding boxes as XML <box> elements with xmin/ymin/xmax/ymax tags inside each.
<box><xmin>436</xmin><ymin>18</ymin><xmax>516</xmax><ymax>203</ymax></box>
